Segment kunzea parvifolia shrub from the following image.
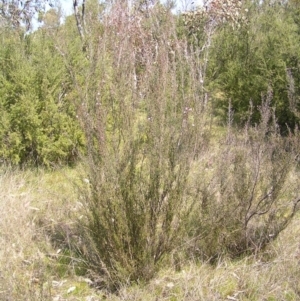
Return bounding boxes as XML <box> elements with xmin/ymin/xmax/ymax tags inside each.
<box><xmin>187</xmin><ymin>94</ymin><xmax>300</xmax><ymax>261</ymax></box>
<box><xmin>71</xmin><ymin>1</ymin><xmax>212</xmax><ymax>289</ymax></box>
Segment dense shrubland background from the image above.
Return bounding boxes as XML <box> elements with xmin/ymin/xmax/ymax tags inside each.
<box><xmin>2</xmin><ymin>0</ymin><xmax>300</xmax><ymax>299</ymax></box>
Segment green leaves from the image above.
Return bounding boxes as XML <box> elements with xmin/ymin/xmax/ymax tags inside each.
<box><xmin>208</xmin><ymin>1</ymin><xmax>300</xmax><ymax>131</ymax></box>
<box><xmin>0</xmin><ymin>30</ymin><xmax>84</xmax><ymax>166</ymax></box>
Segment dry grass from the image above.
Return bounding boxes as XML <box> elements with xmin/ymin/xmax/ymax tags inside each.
<box><xmin>0</xmin><ymin>168</ymin><xmax>52</xmax><ymax>300</ymax></box>
<box><xmin>107</xmin><ymin>217</ymin><xmax>300</xmax><ymax>300</ymax></box>
<box><xmin>0</xmin><ymin>165</ymin><xmax>300</xmax><ymax>300</ymax></box>
<box><xmin>0</xmin><ymin>166</ymin><xmax>96</xmax><ymax>301</ymax></box>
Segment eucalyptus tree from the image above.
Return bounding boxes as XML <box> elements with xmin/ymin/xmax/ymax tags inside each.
<box><xmin>0</xmin><ymin>0</ymin><xmax>56</xmax><ymax>30</ymax></box>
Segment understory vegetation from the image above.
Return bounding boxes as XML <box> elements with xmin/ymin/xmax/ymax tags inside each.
<box><xmin>1</xmin><ymin>0</ymin><xmax>300</xmax><ymax>299</ymax></box>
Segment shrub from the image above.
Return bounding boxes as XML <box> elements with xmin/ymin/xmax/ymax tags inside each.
<box><xmin>187</xmin><ymin>95</ymin><xmax>300</xmax><ymax>260</ymax></box>
<box><xmin>72</xmin><ymin>2</ymin><xmax>211</xmax><ymax>289</ymax></box>
<box><xmin>208</xmin><ymin>0</ymin><xmax>300</xmax><ymax>131</ymax></box>
<box><xmin>0</xmin><ymin>29</ymin><xmax>84</xmax><ymax>166</ymax></box>
<box><xmin>70</xmin><ymin>0</ymin><xmax>300</xmax><ymax>289</ymax></box>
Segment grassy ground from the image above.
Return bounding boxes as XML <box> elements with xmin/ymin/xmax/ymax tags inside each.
<box><xmin>1</xmin><ymin>165</ymin><xmax>300</xmax><ymax>301</ymax></box>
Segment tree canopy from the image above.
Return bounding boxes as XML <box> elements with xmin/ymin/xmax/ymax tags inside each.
<box><xmin>0</xmin><ymin>0</ymin><xmax>300</xmax><ymax>165</ymax></box>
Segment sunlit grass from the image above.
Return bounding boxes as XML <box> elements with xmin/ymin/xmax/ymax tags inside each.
<box><xmin>0</xmin><ymin>164</ymin><xmax>300</xmax><ymax>300</ymax></box>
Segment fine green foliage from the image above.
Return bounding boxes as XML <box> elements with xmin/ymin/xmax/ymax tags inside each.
<box><xmin>208</xmin><ymin>0</ymin><xmax>300</xmax><ymax>131</ymax></box>
<box><xmin>0</xmin><ymin>28</ymin><xmax>84</xmax><ymax>166</ymax></box>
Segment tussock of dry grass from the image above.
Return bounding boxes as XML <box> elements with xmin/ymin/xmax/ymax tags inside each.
<box><xmin>0</xmin><ymin>169</ymin><xmax>52</xmax><ymax>300</ymax></box>
<box><xmin>0</xmin><ymin>166</ymin><xmax>300</xmax><ymax>300</ymax></box>
<box><xmin>0</xmin><ymin>167</ymin><xmax>92</xmax><ymax>300</ymax></box>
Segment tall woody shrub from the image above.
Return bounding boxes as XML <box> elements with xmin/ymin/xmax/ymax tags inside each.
<box><xmin>64</xmin><ymin>0</ymin><xmax>300</xmax><ymax>290</ymax></box>
<box><xmin>68</xmin><ymin>1</ymin><xmax>211</xmax><ymax>288</ymax></box>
